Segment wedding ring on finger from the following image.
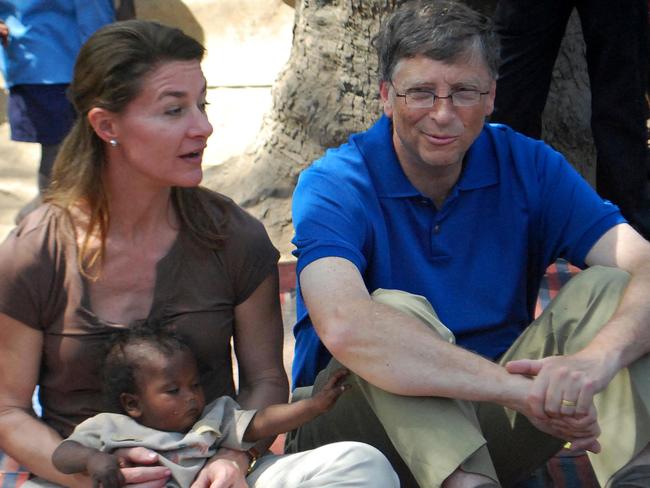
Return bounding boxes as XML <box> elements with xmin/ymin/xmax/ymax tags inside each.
<box><xmin>561</xmin><ymin>399</ymin><xmax>577</xmax><ymax>407</ymax></box>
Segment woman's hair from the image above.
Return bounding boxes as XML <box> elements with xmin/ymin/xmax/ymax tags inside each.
<box><xmin>46</xmin><ymin>20</ymin><xmax>229</xmax><ymax>277</ymax></box>
<box><xmin>102</xmin><ymin>322</ymin><xmax>191</xmax><ymax>414</ymax></box>
<box><xmin>374</xmin><ymin>0</ymin><xmax>500</xmax><ymax>82</ymax></box>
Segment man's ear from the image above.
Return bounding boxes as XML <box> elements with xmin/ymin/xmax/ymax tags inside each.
<box><xmin>379</xmin><ymin>80</ymin><xmax>394</xmax><ymax>118</ymax></box>
<box><xmin>120</xmin><ymin>393</ymin><xmax>142</xmax><ymax>419</ymax></box>
<box><xmin>484</xmin><ymin>79</ymin><xmax>497</xmax><ymax>117</ymax></box>
<box><xmin>87</xmin><ymin>107</ymin><xmax>119</xmax><ymax>144</ymax></box>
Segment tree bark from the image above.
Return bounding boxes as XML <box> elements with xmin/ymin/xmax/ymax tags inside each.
<box><xmin>204</xmin><ymin>1</ymin><xmax>593</xmax><ymax>257</ymax></box>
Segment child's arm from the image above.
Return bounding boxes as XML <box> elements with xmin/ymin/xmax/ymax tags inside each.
<box><xmin>52</xmin><ymin>440</ymin><xmax>125</xmax><ymax>488</ymax></box>
<box><xmin>243</xmin><ymin>368</ymin><xmax>349</xmax><ymax>442</ymax></box>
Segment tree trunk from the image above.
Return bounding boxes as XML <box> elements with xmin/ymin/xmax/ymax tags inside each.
<box><xmin>204</xmin><ymin>1</ymin><xmax>593</xmax><ymax>257</ymax></box>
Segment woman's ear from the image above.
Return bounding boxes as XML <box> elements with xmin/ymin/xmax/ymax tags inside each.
<box><xmin>120</xmin><ymin>392</ymin><xmax>142</xmax><ymax>419</ymax></box>
<box><xmin>87</xmin><ymin>107</ymin><xmax>119</xmax><ymax>145</ymax></box>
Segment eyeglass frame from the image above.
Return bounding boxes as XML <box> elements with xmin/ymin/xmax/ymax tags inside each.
<box><xmin>389</xmin><ymin>81</ymin><xmax>490</xmax><ymax>108</ymax></box>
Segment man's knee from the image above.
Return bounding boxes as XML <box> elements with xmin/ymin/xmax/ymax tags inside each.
<box><xmin>567</xmin><ymin>265</ymin><xmax>630</xmax><ymax>293</ymax></box>
<box><xmin>371</xmin><ymin>288</ymin><xmax>455</xmax><ymax>343</ymax></box>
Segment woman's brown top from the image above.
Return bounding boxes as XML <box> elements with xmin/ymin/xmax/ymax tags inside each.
<box><xmin>0</xmin><ymin>198</ymin><xmax>279</xmax><ymax>437</ymax></box>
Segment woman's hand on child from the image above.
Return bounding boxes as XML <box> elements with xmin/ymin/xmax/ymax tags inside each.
<box><xmin>87</xmin><ymin>452</ymin><xmax>125</xmax><ymax>488</ymax></box>
<box><xmin>311</xmin><ymin>368</ymin><xmax>350</xmax><ymax>413</ymax></box>
<box><xmin>113</xmin><ymin>447</ymin><xmax>171</xmax><ymax>488</ymax></box>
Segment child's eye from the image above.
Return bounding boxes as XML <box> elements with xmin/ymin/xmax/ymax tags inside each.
<box><xmin>166</xmin><ymin>387</ymin><xmax>179</xmax><ymax>394</ymax></box>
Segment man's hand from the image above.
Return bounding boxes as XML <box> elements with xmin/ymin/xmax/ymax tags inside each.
<box><xmin>506</xmin><ymin>350</ymin><xmax>615</xmax><ymax>419</ymax></box>
<box><xmin>113</xmin><ymin>447</ymin><xmax>170</xmax><ymax>488</ymax></box>
<box><xmin>0</xmin><ymin>21</ymin><xmax>9</xmax><ymax>47</ymax></box>
<box><xmin>87</xmin><ymin>452</ymin><xmax>125</xmax><ymax>488</ymax></box>
<box><xmin>525</xmin><ymin>404</ymin><xmax>602</xmax><ymax>453</ymax></box>
<box><xmin>308</xmin><ymin>368</ymin><xmax>350</xmax><ymax>414</ymax></box>
<box><xmin>505</xmin><ymin>351</ymin><xmax>618</xmax><ymax>453</ymax></box>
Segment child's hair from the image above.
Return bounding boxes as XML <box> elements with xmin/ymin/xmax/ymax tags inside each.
<box><xmin>102</xmin><ymin>322</ymin><xmax>191</xmax><ymax>414</ymax></box>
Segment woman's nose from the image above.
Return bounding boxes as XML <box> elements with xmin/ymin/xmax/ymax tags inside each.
<box><xmin>189</xmin><ymin>109</ymin><xmax>213</xmax><ymax>139</ymax></box>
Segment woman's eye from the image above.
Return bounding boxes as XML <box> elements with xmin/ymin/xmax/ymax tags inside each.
<box><xmin>166</xmin><ymin>388</ymin><xmax>179</xmax><ymax>394</ymax></box>
<box><xmin>198</xmin><ymin>101</ymin><xmax>210</xmax><ymax>113</ymax></box>
<box><xmin>165</xmin><ymin>107</ymin><xmax>183</xmax><ymax>116</ymax></box>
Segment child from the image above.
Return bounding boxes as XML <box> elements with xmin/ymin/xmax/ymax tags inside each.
<box><xmin>51</xmin><ymin>325</ymin><xmax>351</xmax><ymax>488</ymax></box>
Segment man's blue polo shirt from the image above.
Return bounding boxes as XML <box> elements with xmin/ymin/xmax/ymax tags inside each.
<box><xmin>291</xmin><ymin>115</ymin><xmax>624</xmax><ymax>388</ymax></box>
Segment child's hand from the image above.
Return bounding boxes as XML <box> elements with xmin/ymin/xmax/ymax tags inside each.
<box><xmin>310</xmin><ymin>368</ymin><xmax>350</xmax><ymax>413</ymax></box>
<box><xmin>87</xmin><ymin>451</ymin><xmax>126</xmax><ymax>488</ymax></box>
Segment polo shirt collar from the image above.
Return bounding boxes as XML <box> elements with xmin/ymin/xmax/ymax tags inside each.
<box><xmin>355</xmin><ymin>115</ymin><xmax>498</xmax><ymax>198</ymax></box>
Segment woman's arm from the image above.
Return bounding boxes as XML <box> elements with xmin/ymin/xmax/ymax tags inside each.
<box><xmin>0</xmin><ymin>313</ymin><xmax>90</xmax><ymax>487</ymax></box>
<box><xmin>233</xmin><ymin>268</ymin><xmax>289</xmax><ymax>414</ymax></box>
<box><xmin>192</xmin><ymin>270</ymin><xmax>288</xmax><ymax>486</ymax></box>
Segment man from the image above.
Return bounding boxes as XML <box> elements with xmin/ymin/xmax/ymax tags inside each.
<box><xmin>287</xmin><ymin>1</ymin><xmax>650</xmax><ymax>487</ymax></box>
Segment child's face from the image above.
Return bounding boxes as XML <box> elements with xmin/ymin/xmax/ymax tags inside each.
<box><xmin>126</xmin><ymin>347</ymin><xmax>206</xmax><ymax>432</ymax></box>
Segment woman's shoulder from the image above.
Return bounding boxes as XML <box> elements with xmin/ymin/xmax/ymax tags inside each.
<box><xmin>4</xmin><ymin>203</ymin><xmax>72</xmax><ymax>252</ymax></box>
<box><xmin>199</xmin><ymin>187</ymin><xmax>271</xmax><ymax>241</ymax></box>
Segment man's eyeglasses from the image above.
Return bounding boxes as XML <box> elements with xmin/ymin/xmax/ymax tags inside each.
<box><xmin>391</xmin><ymin>82</ymin><xmax>489</xmax><ymax>108</ymax></box>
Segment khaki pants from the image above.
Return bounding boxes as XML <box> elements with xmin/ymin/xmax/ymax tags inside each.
<box><xmin>286</xmin><ymin>266</ymin><xmax>650</xmax><ymax>488</ymax></box>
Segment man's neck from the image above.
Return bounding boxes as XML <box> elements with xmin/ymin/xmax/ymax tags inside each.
<box><xmin>398</xmin><ymin>157</ymin><xmax>464</xmax><ymax>209</ymax></box>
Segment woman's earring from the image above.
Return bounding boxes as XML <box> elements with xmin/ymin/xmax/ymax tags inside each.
<box><xmin>109</xmin><ymin>139</ymin><xmax>118</xmax><ymax>147</ymax></box>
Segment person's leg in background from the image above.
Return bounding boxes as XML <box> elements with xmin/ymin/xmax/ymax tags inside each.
<box><xmin>577</xmin><ymin>0</ymin><xmax>650</xmax><ymax>238</ymax></box>
<box><xmin>8</xmin><ymin>83</ymin><xmax>75</xmax><ymax>223</ymax></box>
<box><xmin>491</xmin><ymin>0</ymin><xmax>574</xmax><ymax>138</ymax></box>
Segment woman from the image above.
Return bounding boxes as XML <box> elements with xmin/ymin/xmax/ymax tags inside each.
<box><xmin>0</xmin><ymin>20</ymin><xmax>398</xmax><ymax>488</ymax></box>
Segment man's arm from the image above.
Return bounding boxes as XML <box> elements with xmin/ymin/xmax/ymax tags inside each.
<box><xmin>507</xmin><ymin>223</ymin><xmax>650</xmax><ymax>417</ymax></box>
<box><xmin>300</xmin><ymin>256</ymin><xmax>601</xmax><ymax>450</ymax></box>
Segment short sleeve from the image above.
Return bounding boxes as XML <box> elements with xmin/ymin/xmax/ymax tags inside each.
<box><xmin>0</xmin><ymin>207</ymin><xmax>65</xmax><ymax>329</ymax></box>
<box><xmin>65</xmin><ymin>414</ymin><xmax>113</xmax><ymax>451</ymax></box>
<box><xmin>194</xmin><ymin>396</ymin><xmax>256</xmax><ymax>450</ymax></box>
<box><xmin>220</xmin><ymin>203</ymin><xmax>280</xmax><ymax>305</ymax></box>
<box><xmin>291</xmin><ymin>161</ymin><xmax>370</xmax><ymax>277</ymax></box>
<box><xmin>532</xmin><ymin>143</ymin><xmax>624</xmax><ymax>267</ymax></box>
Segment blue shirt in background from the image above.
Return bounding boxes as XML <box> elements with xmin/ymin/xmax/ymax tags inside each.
<box><xmin>0</xmin><ymin>0</ymin><xmax>115</xmax><ymax>86</ymax></box>
<box><xmin>290</xmin><ymin>115</ymin><xmax>625</xmax><ymax>388</ymax></box>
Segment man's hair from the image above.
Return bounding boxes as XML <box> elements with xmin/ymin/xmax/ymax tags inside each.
<box><xmin>374</xmin><ymin>0</ymin><xmax>499</xmax><ymax>82</ymax></box>
<box><xmin>102</xmin><ymin>322</ymin><xmax>191</xmax><ymax>414</ymax></box>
